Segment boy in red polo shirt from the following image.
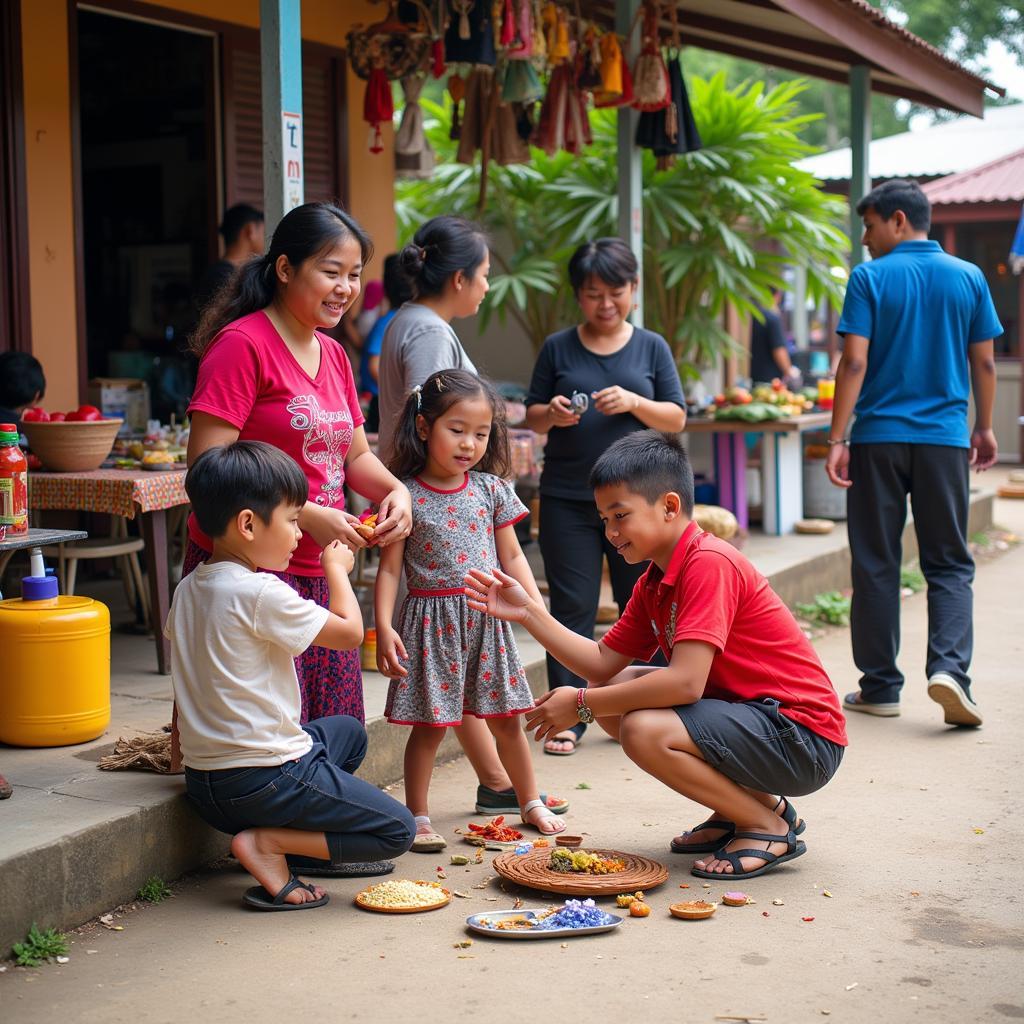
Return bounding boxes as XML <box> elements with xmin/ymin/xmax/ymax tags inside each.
<box><xmin>465</xmin><ymin>430</ymin><xmax>847</xmax><ymax>880</ymax></box>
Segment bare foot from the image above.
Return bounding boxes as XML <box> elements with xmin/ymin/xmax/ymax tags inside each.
<box><xmin>692</xmin><ymin>812</ymin><xmax>789</xmax><ymax>875</ymax></box>
<box><xmin>231</xmin><ymin>831</ymin><xmax>325</xmax><ymax>904</ymax></box>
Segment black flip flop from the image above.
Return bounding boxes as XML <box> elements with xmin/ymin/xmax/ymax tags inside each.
<box><xmin>690</xmin><ymin>828</ymin><xmax>807</xmax><ymax>881</ymax></box>
<box><xmin>243</xmin><ymin>874</ymin><xmax>329</xmax><ymax>911</ymax></box>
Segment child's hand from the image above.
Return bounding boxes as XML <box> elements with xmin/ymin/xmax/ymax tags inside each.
<box><xmin>525</xmin><ymin>688</ymin><xmax>579</xmax><ymax>743</ymax></box>
<box><xmin>372</xmin><ymin>486</ymin><xmax>413</xmax><ymax>547</ymax></box>
<box><xmin>464</xmin><ymin>567</ymin><xmax>533</xmax><ymax>623</ymax></box>
<box><xmin>376</xmin><ymin>627</ymin><xmax>409</xmax><ymax>678</ymax></box>
<box><xmin>321</xmin><ymin>539</ymin><xmax>355</xmax><ymax>574</ymax></box>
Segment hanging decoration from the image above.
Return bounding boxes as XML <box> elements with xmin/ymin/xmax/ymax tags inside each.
<box><xmin>631</xmin><ymin>2</ymin><xmax>670</xmax><ymax>112</ymax></box>
<box><xmin>446</xmin><ymin>0</ymin><xmax>497</xmax><ymax>65</ymax></box>
<box><xmin>364</xmin><ymin>67</ymin><xmax>395</xmax><ymax>154</ymax></box>
<box><xmin>635</xmin><ymin>3</ymin><xmax>701</xmax><ymax>166</ymax></box>
<box><xmin>448</xmin><ymin>72</ymin><xmax>467</xmax><ymax>139</ymax></box>
<box><xmin>395</xmin><ymin>73</ymin><xmax>436</xmax><ymax>178</ymax></box>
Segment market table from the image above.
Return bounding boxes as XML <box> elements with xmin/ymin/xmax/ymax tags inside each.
<box><xmin>685</xmin><ymin>412</ymin><xmax>833</xmax><ymax>535</ymax></box>
<box><xmin>28</xmin><ymin>468</ymin><xmax>187</xmax><ymax>674</ymax></box>
<box><xmin>0</xmin><ymin>528</ymin><xmax>89</xmax><ymax>599</ymax></box>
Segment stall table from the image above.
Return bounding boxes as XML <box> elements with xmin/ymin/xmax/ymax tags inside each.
<box><xmin>28</xmin><ymin>468</ymin><xmax>188</xmax><ymax>674</ymax></box>
<box><xmin>685</xmin><ymin>412</ymin><xmax>833</xmax><ymax>535</ymax></box>
<box><xmin>0</xmin><ymin>528</ymin><xmax>89</xmax><ymax>598</ymax></box>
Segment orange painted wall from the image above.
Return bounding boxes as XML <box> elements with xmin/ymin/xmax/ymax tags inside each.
<box><xmin>18</xmin><ymin>0</ymin><xmax>397</xmax><ymax>406</ymax></box>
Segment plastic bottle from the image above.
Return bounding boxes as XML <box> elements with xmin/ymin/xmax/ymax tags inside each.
<box><xmin>0</xmin><ymin>422</ymin><xmax>28</xmax><ymax>540</ymax></box>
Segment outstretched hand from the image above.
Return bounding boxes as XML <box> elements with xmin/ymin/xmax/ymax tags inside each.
<box><xmin>464</xmin><ymin>568</ymin><xmax>534</xmax><ymax>623</ymax></box>
<box><xmin>524</xmin><ymin>687</ymin><xmax>579</xmax><ymax>743</ymax></box>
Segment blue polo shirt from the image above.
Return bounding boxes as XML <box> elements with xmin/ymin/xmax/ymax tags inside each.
<box><xmin>837</xmin><ymin>240</ymin><xmax>1002</xmax><ymax>447</ymax></box>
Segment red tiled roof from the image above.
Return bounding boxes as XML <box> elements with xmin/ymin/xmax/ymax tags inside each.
<box><xmin>922</xmin><ymin>148</ymin><xmax>1024</xmax><ymax>205</ymax></box>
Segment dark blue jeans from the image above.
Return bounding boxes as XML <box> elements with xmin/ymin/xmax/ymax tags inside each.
<box><xmin>847</xmin><ymin>443</ymin><xmax>974</xmax><ymax>704</ymax></box>
<box><xmin>184</xmin><ymin>716</ymin><xmax>415</xmax><ymax>864</ymax></box>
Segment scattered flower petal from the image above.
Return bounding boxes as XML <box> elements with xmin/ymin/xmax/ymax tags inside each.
<box><xmin>802</xmin><ymin>916</ymin><xmax>815</xmax><ymax>922</ymax></box>
<box><xmin>772</xmin><ymin>899</ymin><xmax>785</xmax><ymax>906</ymax></box>
<box><xmin>823</xmin><ymin>889</ymin><xmax>833</xmax><ymax>898</ymax></box>
<box><xmin>845</xmin><ymin>982</ymin><xmax>858</xmax><ymax>991</ymax></box>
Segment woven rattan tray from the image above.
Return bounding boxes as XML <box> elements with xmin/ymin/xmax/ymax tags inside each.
<box><xmin>492</xmin><ymin>848</ymin><xmax>668</xmax><ymax>896</ymax></box>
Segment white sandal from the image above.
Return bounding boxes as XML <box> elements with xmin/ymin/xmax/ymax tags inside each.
<box><xmin>520</xmin><ymin>798</ymin><xmax>567</xmax><ymax>836</ymax></box>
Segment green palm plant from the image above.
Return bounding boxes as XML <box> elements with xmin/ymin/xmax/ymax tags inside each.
<box><xmin>395</xmin><ymin>74</ymin><xmax>848</xmax><ymax>371</ymax></box>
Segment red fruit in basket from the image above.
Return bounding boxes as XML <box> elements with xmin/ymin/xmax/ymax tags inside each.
<box><xmin>48</xmin><ymin>411</ymin><xmax>66</xmax><ymax>422</ymax></box>
<box><xmin>21</xmin><ymin>407</ymin><xmax>50</xmax><ymax>422</ymax></box>
<box><xmin>66</xmin><ymin>405</ymin><xmax>103</xmax><ymax>422</ymax></box>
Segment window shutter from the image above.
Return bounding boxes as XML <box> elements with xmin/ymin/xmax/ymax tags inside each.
<box><xmin>222</xmin><ymin>36</ymin><xmax>346</xmax><ymax>211</ymax></box>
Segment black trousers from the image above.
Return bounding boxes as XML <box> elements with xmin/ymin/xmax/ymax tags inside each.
<box><xmin>847</xmin><ymin>443</ymin><xmax>974</xmax><ymax>704</ymax></box>
<box><xmin>538</xmin><ymin>494</ymin><xmax>650</xmax><ymax>698</ymax></box>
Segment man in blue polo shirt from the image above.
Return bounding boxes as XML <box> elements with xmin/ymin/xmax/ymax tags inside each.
<box><xmin>826</xmin><ymin>178</ymin><xmax>1001</xmax><ymax>728</ymax></box>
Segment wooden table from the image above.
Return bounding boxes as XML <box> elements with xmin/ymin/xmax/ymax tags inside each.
<box><xmin>28</xmin><ymin>468</ymin><xmax>188</xmax><ymax>674</ymax></box>
<box><xmin>685</xmin><ymin>412</ymin><xmax>833</xmax><ymax>535</ymax></box>
<box><xmin>0</xmin><ymin>528</ymin><xmax>89</xmax><ymax>599</ymax></box>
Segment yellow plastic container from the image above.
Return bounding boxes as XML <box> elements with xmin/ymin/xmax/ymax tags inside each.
<box><xmin>0</xmin><ymin>585</ymin><xmax>111</xmax><ymax>747</ymax></box>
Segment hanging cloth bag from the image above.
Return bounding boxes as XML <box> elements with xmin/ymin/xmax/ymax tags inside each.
<box><xmin>395</xmin><ymin>73</ymin><xmax>436</xmax><ymax>178</ymax></box>
<box><xmin>502</xmin><ymin>58</ymin><xmax>543</xmax><ymax>103</ymax></box>
<box><xmin>631</xmin><ymin>2</ymin><xmax>669</xmax><ymax>112</ymax></box>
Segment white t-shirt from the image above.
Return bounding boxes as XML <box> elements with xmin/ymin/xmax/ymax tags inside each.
<box><xmin>165</xmin><ymin>561</ymin><xmax>330</xmax><ymax>770</ymax></box>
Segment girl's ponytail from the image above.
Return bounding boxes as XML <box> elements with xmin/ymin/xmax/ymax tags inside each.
<box><xmin>387</xmin><ymin>385</ymin><xmax>429</xmax><ymax>480</ymax></box>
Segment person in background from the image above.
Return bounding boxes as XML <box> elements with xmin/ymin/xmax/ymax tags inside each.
<box><xmin>749</xmin><ymin>289</ymin><xmax>800</xmax><ymax>385</ymax></box>
<box><xmin>0</xmin><ymin>352</ymin><xmax>46</xmax><ymax>434</ymax></box>
<box><xmin>525</xmin><ymin>238</ymin><xmax>687</xmax><ymax>756</ymax></box>
<box><xmin>826</xmin><ymin>178</ymin><xmax>1000</xmax><ymax>728</ymax></box>
<box><xmin>360</xmin><ymin>256</ymin><xmax>414</xmax><ymax>434</ymax></box>
<box><xmin>194</xmin><ymin>204</ymin><xmax>266</xmax><ymax>312</ymax></box>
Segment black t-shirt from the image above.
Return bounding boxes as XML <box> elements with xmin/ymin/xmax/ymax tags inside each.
<box><xmin>750</xmin><ymin>305</ymin><xmax>787</xmax><ymax>384</ymax></box>
<box><xmin>526</xmin><ymin>326</ymin><xmax>685</xmax><ymax>501</ymax></box>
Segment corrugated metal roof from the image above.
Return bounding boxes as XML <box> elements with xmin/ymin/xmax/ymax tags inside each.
<box><xmin>797</xmin><ymin>103</ymin><xmax>1024</xmax><ymax>182</ymax></box>
<box><xmin>922</xmin><ymin>148</ymin><xmax>1024</xmax><ymax>205</ymax></box>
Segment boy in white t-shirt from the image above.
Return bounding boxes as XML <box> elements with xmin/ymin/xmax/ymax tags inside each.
<box><xmin>168</xmin><ymin>441</ymin><xmax>414</xmax><ymax>911</ymax></box>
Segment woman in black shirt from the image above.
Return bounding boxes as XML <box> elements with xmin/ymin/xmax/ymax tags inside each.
<box><xmin>525</xmin><ymin>239</ymin><xmax>687</xmax><ymax>754</ymax></box>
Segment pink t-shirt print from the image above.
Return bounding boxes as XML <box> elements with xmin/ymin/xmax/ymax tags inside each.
<box><xmin>187</xmin><ymin>310</ymin><xmax>365</xmax><ymax>576</ymax></box>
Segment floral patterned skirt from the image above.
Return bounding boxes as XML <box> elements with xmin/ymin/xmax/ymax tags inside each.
<box><xmin>182</xmin><ymin>540</ymin><xmax>365</xmax><ymax>724</ymax></box>
<box><xmin>384</xmin><ymin>593</ymin><xmax>532</xmax><ymax>727</ymax></box>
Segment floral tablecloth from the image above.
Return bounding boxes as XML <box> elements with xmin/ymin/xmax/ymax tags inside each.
<box><xmin>28</xmin><ymin>468</ymin><xmax>188</xmax><ymax>518</ymax></box>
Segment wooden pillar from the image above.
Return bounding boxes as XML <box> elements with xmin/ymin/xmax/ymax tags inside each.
<box><xmin>849</xmin><ymin>65</ymin><xmax>871</xmax><ymax>267</ymax></box>
<box><xmin>942</xmin><ymin>223</ymin><xmax>956</xmax><ymax>255</ymax></box>
<box><xmin>616</xmin><ymin>0</ymin><xmax>643</xmax><ymax>326</ymax></box>
<box><xmin>260</xmin><ymin>0</ymin><xmax>304</xmax><ymax>234</ymax></box>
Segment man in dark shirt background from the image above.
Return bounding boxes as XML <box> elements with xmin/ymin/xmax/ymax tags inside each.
<box><xmin>750</xmin><ymin>289</ymin><xmax>800</xmax><ymax>384</ymax></box>
<box><xmin>194</xmin><ymin>204</ymin><xmax>265</xmax><ymax>312</ymax></box>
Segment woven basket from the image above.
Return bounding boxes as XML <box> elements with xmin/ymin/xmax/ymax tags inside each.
<box><xmin>21</xmin><ymin>419</ymin><xmax>123</xmax><ymax>472</ymax></box>
<box><xmin>493</xmin><ymin>848</ymin><xmax>669</xmax><ymax>896</ymax></box>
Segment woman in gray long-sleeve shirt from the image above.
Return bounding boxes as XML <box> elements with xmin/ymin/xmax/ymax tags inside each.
<box><xmin>375</xmin><ymin>215</ymin><xmax>568</xmax><ymax>829</ymax></box>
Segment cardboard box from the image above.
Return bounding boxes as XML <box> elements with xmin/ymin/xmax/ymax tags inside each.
<box><xmin>87</xmin><ymin>378</ymin><xmax>151</xmax><ymax>435</ymax></box>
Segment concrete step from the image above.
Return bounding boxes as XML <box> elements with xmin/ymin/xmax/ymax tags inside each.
<box><xmin>0</xmin><ymin>486</ymin><xmax>996</xmax><ymax>952</ymax></box>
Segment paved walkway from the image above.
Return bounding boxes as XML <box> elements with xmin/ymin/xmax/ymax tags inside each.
<box><xmin>3</xmin><ymin>477</ymin><xmax>1022</xmax><ymax>1023</ymax></box>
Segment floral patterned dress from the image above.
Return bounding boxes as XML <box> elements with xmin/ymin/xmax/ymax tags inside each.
<box><xmin>384</xmin><ymin>471</ymin><xmax>532</xmax><ymax>727</ymax></box>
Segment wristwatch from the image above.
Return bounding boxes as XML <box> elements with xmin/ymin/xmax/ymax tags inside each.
<box><xmin>576</xmin><ymin>688</ymin><xmax>595</xmax><ymax>724</ymax></box>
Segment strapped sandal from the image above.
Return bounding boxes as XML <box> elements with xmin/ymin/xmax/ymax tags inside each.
<box><xmin>242</xmin><ymin>875</ymin><xmax>329</xmax><ymax>911</ymax></box>
<box><xmin>670</xmin><ymin>798</ymin><xmax>805</xmax><ymax>855</ymax></box>
<box><xmin>670</xmin><ymin>818</ymin><xmax>736</xmax><ymax>855</ymax></box>
<box><xmin>520</xmin><ymin>798</ymin><xmax>567</xmax><ymax>836</ymax></box>
<box><xmin>690</xmin><ymin>828</ymin><xmax>807</xmax><ymax>881</ymax></box>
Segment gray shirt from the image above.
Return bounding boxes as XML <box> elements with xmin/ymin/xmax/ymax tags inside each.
<box><xmin>376</xmin><ymin>302</ymin><xmax>477</xmax><ymax>464</ymax></box>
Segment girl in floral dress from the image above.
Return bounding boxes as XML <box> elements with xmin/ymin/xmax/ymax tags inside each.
<box><xmin>375</xmin><ymin>370</ymin><xmax>567</xmax><ymax>851</ymax></box>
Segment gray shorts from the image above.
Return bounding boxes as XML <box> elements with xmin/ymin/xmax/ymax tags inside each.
<box><xmin>674</xmin><ymin>698</ymin><xmax>843</xmax><ymax>798</ymax></box>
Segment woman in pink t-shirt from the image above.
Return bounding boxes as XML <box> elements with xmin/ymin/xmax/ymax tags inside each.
<box><xmin>184</xmin><ymin>202</ymin><xmax>412</xmax><ymax>723</ymax></box>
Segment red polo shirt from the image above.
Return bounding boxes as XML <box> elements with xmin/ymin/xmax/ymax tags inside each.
<box><xmin>601</xmin><ymin>521</ymin><xmax>848</xmax><ymax>746</ymax></box>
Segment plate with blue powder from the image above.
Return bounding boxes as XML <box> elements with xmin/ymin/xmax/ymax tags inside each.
<box><xmin>466</xmin><ymin>899</ymin><xmax>623</xmax><ymax>939</ymax></box>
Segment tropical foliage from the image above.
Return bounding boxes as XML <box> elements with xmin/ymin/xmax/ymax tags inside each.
<box><xmin>396</xmin><ymin>73</ymin><xmax>849</xmax><ymax>371</ymax></box>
